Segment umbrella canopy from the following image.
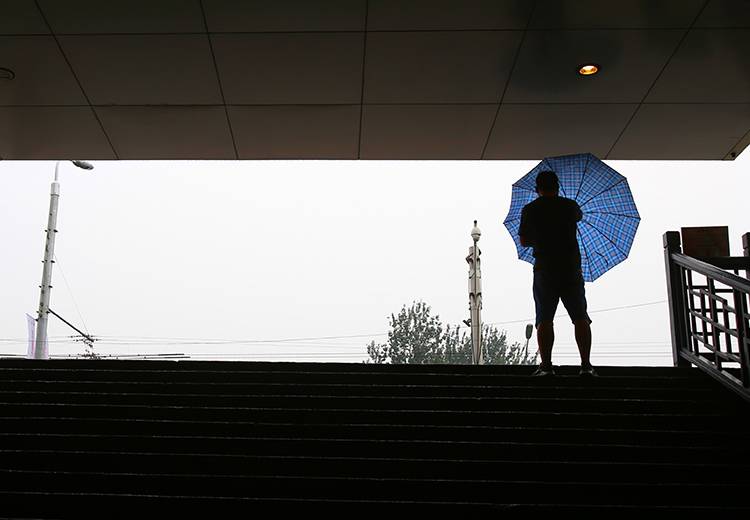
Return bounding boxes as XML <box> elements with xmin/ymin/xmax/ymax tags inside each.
<box><xmin>503</xmin><ymin>153</ymin><xmax>640</xmax><ymax>282</ymax></box>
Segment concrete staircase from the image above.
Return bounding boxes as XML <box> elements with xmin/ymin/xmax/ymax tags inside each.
<box><xmin>0</xmin><ymin>359</ymin><xmax>748</xmax><ymax>515</ymax></box>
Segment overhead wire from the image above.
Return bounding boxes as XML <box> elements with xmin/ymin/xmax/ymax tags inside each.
<box><xmin>26</xmin><ymin>299</ymin><xmax>666</xmax><ymax>347</ymax></box>
<box><xmin>52</xmin><ymin>253</ymin><xmax>90</xmax><ymax>336</ymax></box>
<box><xmin>0</xmin><ymin>299</ymin><xmax>673</xmax><ymax>360</ymax></box>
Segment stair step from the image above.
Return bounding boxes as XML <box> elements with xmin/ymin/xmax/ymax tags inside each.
<box><xmin>1</xmin><ymin>470</ymin><xmax>748</xmax><ymax>506</ymax></box>
<box><xmin>0</xmin><ymin>380</ymin><xmax>728</xmax><ymax>400</ymax></box>
<box><xmin>1</xmin><ymin>450</ymin><xmax>746</xmax><ymax>483</ymax></box>
<box><xmin>0</xmin><ymin>492</ymin><xmax>747</xmax><ymax>515</ymax></box>
<box><xmin>0</xmin><ymin>434</ymin><xmax>747</xmax><ymax>463</ymax></box>
<box><xmin>2</xmin><ymin>418</ymin><xmax>742</xmax><ymax>445</ymax></box>
<box><xmin>0</xmin><ymin>392</ymin><xmax>740</xmax><ymax>414</ymax></box>
<box><xmin>0</xmin><ymin>359</ymin><xmax>709</xmax><ymax>377</ymax></box>
<box><xmin>0</xmin><ymin>403</ymin><xmax>743</xmax><ymax>430</ymax></box>
<box><xmin>0</xmin><ymin>366</ymin><xmax>719</xmax><ymax>389</ymax></box>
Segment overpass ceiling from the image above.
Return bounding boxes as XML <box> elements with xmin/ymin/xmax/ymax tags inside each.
<box><xmin>1</xmin><ymin>0</ymin><xmax>749</xmax><ymax>161</ymax></box>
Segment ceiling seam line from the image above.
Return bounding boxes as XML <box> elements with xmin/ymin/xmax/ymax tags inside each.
<box><xmin>12</xmin><ymin>27</ymin><xmax>732</xmax><ymax>37</ymax></box>
<box><xmin>603</xmin><ymin>0</ymin><xmax>711</xmax><ymax>160</ymax></box>
<box><xmin>724</xmin><ymin>126</ymin><xmax>750</xmax><ymax>160</ymax></box>
<box><xmin>32</xmin><ymin>1</ymin><xmax>120</xmax><ymax>159</ymax></box>
<box><xmin>357</xmin><ymin>0</ymin><xmax>370</xmax><ymax>160</ymax></box>
<box><xmin>479</xmin><ymin>0</ymin><xmax>537</xmax><ymax>160</ymax></box>
<box><xmin>3</xmin><ymin>102</ymin><xmax>749</xmax><ymax>108</ymax></box>
<box><xmin>199</xmin><ymin>0</ymin><xmax>239</xmax><ymax>160</ymax></box>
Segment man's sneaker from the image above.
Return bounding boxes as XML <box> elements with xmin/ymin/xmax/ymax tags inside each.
<box><xmin>579</xmin><ymin>364</ymin><xmax>597</xmax><ymax>377</ymax></box>
<box><xmin>532</xmin><ymin>365</ymin><xmax>555</xmax><ymax>377</ymax></box>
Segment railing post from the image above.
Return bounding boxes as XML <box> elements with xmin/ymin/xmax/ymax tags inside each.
<box><xmin>664</xmin><ymin>232</ymin><xmax>690</xmax><ymax>367</ymax></box>
<box><xmin>732</xmin><ymin>288</ymin><xmax>750</xmax><ymax>390</ymax></box>
<box><xmin>743</xmin><ymin>232</ymin><xmax>750</xmax><ymax>279</ymax></box>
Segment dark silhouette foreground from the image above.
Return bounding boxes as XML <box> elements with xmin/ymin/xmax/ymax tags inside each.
<box><xmin>519</xmin><ymin>170</ymin><xmax>594</xmax><ymax>376</ymax></box>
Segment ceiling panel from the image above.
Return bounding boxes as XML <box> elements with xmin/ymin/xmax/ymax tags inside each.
<box><xmin>0</xmin><ymin>0</ymin><xmax>49</xmax><ymax>34</ymax></box>
<box><xmin>530</xmin><ymin>0</ymin><xmax>704</xmax><ymax>28</ymax></box>
<box><xmin>0</xmin><ymin>3</ymin><xmax>748</xmax><ymax>161</ymax></box>
<box><xmin>212</xmin><ymin>33</ymin><xmax>364</xmax><ymax>104</ymax></box>
<box><xmin>646</xmin><ymin>29</ymin><xmax>750</xmax><ymax>103</ymax></box>
<box><xmin>364</xmin><ymin>31</ymin><xmax>521</xmax><ymax>103</ymax></box>
<box><xmin>0</xmin><ymin>36</ymin><xmax>86</xmax><ymax>105</ymax></box>
<box><xmin>59</xmin><ymin>35</ymin><xmax>222</xmax><ymax>105</ymax></box>
<box><xmin>203</xmin><ymin>0</ymin><xmax>366</xmax><ymax>32</ymax></box>
<box><xmin>229</xmin><ymin>105</ymin><xmax>360</xmax><ymax>159</ymax></box>
<box><xmin>96</xmin><ymin>106</ymin><xmax>235</xmax><ymax>159</ymax></box>
<box><xmin>505</xmin><ymin>29</ymin><xmax>683</xmax><ymax>103</ymax></box>
<box><xmin>361</xmin><ymin>105</ymin><xmax>496</xmax><ymax>159</ymax></box>
<box><xmin>0</xmin><ymin>107</ymin><xmax>114</xmax><ymax>159</ymax></box>
<box><xmin>367</xmin><ymin>0</ymin><xmax>532</xmax><ymax>30</ymax></box>
<box><xmin>695</xmin><ymin>0</ymin><xmax>750</xmax><ymax>28</ymax></box>
<box><xmin>484</xmin><ymin>104</ymin><xmax>637</xmax><ymax>159</ymax></box>
<box><xmin>37</xmin><ymin>0</ymin><xmax>205</xmax><ymax>34</ymax></box>
<box><xmin>609</xmin><ymin>103</ymin><xmax>750</xmax><ymax>159</ymax></box>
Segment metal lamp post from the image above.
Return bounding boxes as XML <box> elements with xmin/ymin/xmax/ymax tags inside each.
<box><xmin>32</xmin><ymin>160</ymin><xmax>93</xmax><ymax>360</ymax></box>
<box><xmin>524</xmin><ymin>323</ymin><xmax>534</xmax><ymax>360</ymax></box>
<box><xmin>466</xmin><ymin>220</ymin><xmax>483</xmax><ymax>365</ymax></box>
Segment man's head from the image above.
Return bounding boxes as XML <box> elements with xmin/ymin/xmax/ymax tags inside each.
<box><xmin>535</xmin><ymin>170</ymin><xmax>560</xmax><ymax>196</ymax></box>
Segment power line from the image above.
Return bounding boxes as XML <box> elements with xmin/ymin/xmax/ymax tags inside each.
<box><xmin>0</xmin><ymin>299</ymin><xmax>669</xmax><ymax>348</ymax></box>
<box><xmin>53</xmin><ymin>254</ymin><xmax>90</xmax><ymax>336</ymax></box>
<box><xmin>481</xmin><ymin>299</ymin><xmax>668</xmax><ymax>327</ymax></box>
<box><xmin>94</xmin><ymin>332</ymin><xmax>387</xmax><ymax>344</ymax></box>
<box><xmin>69</xmin><ymin>299</ymin><xmax>670</xmax><ymax>346</ymax></box>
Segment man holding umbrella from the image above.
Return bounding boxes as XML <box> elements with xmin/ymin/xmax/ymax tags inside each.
<box><xmin>519</xmin><ymin>170</ymin><xmax>595</xmax><ymax>377</ymax></box>
<box><xmin>505</xmin><ymin>153</ymin><xmax>640</xmax><ymax>377</ymax></box>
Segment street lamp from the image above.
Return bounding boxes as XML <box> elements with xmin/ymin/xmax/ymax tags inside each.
<box><xmin>466</xmin><ymin>220</ymin><xmax>483</xmax><ymax>365</ymax></box>
<box><xmin>31</xmin><ymin>160</ymin><xmax>94</xmax><ymax>359</ymax></box>
<box><xmin>524</xmin><ymin>323</ymin><xmax>534</xmax><ymax>360</ymax></box>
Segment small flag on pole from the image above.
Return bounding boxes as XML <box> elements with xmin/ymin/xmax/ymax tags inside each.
<box><xmin>26</xmin><ymin>313</ymin><xmax>38</xmax><ymax>359</ymax></box>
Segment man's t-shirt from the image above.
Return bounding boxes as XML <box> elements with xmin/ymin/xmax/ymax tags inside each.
<box><xmin>519</xmin><ymin>196</ymin><xmax>583</xmax><ymax>274</ymax></box>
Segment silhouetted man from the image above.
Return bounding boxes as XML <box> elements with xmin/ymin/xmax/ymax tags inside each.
<box><xmin>519</xmin><ymin>170</ymin><xmax>595</xmax><ymax>377</ymax></box>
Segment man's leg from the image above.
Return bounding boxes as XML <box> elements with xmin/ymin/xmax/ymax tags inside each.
<box><xmin>574</xmin><ymin>319</ymin><xmax>592</xmax><ymax>367</ymax></box>
<box><xmin>560</xmin><ymin>271</ymin><xmax>594</xmax><ymax>372</ymax></box>
<box><xmin>533</xmin><ymin>270</ymin><xmax>559</xmax><ymax>371</ymax></box>
<box><xmin>537</xmin><ymin>321</ymin><xmax>554</xmax><ymax>368</ymax></box>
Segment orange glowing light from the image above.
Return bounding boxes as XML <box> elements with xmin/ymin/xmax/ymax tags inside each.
<box><xmin>578</xmin><ymin>64</ymin><xmax>599</xmax><ymax>76</ymax></box>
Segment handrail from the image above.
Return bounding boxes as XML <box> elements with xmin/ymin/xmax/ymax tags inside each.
<box><xmin>671</xmin><ymin>253</ymin><xmax>750</xmax><ymax>293</ymax></box>
<box><xmin>664</xmin><ymin>231</ymin><xmax>750</xmax><ymax>403</ymax></box>
<box><xmin>696</xmin><ymin>256</ymin><xmax>750</xmax><ymax>272</ymax></box>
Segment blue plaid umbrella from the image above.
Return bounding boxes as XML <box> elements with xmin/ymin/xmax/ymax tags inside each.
<box><xmin>503</xmin><ymin>153</ymin><xmax>640</xmax><ymax>282</ymax></box>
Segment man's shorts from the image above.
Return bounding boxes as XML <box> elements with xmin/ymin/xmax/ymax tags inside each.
<box><xmin>533</xmin><ymin>269</ymin><xmax>592</xmax><ymax>327</ymax></box>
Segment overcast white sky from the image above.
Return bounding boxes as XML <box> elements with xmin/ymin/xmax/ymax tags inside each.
<box><xmin>1</xmin><ymin>153</ymin><xmax>748</xmax><ymax>365</ymax></box>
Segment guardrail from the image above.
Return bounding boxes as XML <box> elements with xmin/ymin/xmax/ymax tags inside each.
<box><xmin>664</xmin><ymin>231</ymin><xmax>750</xmax><ymax>401</ymax></box>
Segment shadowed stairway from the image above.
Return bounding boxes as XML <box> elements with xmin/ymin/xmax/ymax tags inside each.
<box><xmin>0</xmin><ymin>359</ymin><xmax>749</xmax><ymax>515</ymax></box>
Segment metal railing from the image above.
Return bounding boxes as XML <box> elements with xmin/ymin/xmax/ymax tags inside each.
<box><xmin>664</xmin><ymin>231</ymin><xmax>750</xmax><ymax>401</ymax></box>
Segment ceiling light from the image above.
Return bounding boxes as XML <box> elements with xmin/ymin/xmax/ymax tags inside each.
<box><xmin>578</xmin><ymin>64</ymin><xmax>599</xmax><ymax>76</ymax></box>
<box><xmin>0</xmin><ymin>68</ymin><xmax>15</xmax><ymax>80</ymax></box>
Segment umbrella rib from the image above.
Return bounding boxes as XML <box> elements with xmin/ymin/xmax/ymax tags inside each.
<box><xmin>574</xmin><ymin>154</ymin><xmax>591</xmax><ymax>202</ymax></box>
<box><xmin>586</xmin><ymin>210</ymin><xmax>641</xmax><ymax>220</ymax></box>
<box><xmin>581</xmin><ymin>220</ymin><xmax>630</xmax><ymax>258</ymax></box>
<box><xmin>579</xmin><ymin>178</ymin><xmax>626</xmax><ymax>209</ymax></box>
<box><xmin>578</xmin><ymin>228</ymin><xmax>592</xmax><ymax>280</ymax></box>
